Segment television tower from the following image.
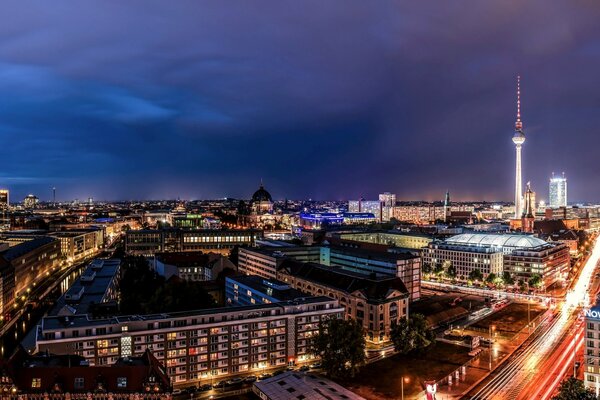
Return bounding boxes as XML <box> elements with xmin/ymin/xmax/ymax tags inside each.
<box><xmin>512</xmin><ymin>76</ymin><xmax>525</xmax><ymax>219</ymax></box>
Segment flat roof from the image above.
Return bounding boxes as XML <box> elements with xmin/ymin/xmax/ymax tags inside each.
<box><xmin>253</xmin><ymin>371</ymin><xmax>365</xmax><ymax>400</ymax></box>
<box><xmin>226</xmin><ymin>275</ymin><xmax>305</xmax><ymax>302</ymax></box>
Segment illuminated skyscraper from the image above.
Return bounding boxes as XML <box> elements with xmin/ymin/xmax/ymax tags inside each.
<box><xmin>0</xmin><ymin>189</ymin><xmax>8</xmax><ymax>209</ymax></box>
<box><xmin>549</xmin><ymin>172</ymin><xmax>567</xmax><ymax>208</ymax></box>
<box><xmin>512</xmin><ymin>76</ymin><xmax>525</xmax><ymax>219</ymax></box>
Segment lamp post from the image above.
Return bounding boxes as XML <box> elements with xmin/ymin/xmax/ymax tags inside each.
<box><xmin>401</xmin><ymin>376</ymin><xmax>409</xmax><ymax>400</ymax></box>
<box><xmin>489</xmin><ymin>325</ymin><xmax>496</xmax><ymax>371</ymax></box>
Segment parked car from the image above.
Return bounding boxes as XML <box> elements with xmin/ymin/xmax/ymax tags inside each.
<box><xmin>198</xmin><ymin>384</ymin><xmax>213</xmax><ymax>392</ymax></box>
<box><xmin>183</xmin><ymin>386</ymin><xmax>197</xmax><ymax>394</ymax></box>
<box><xmin>171</xmin><ymin>389</ymin><xmax>183</xmax><ymax>396</ymax></box>
<box><xmin>226</xmin><ymin>378</ymin><xmax>243</xmax><ymax>386</ymax></box>
<box><xmin>213</xmin><ymin>381</ymin><xmax>226</xmax><ymax>389</ymax></box>
<box><xmin>309</xmin><ymin>362</ymin><xmax>322</xmax><ymax>369</ymax></box>
<box><xmin>299</xmin><ymin>365</ymin><xmax>310</xmax><ymax>372</ymax></box>
<box><xmin>244</xmin><ymin>375</ymin><xmax>258</xmax><ymax>383</ymax></box>
<box><xmin>258</xmin><ymin>373</ymin><xmax>272</xmax><ymax>380</ymax></box>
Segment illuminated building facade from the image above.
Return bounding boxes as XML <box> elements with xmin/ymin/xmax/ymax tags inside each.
<box><xmin>277</xmin><ymin>259</ymin><xmax>409</xmax><ymax>344</ymax></box>
<box><xmin>549</xmin><ymin>172</ymin><xmax>568</xmax><ymax>208</ymax></box>
<box><xmin>379</xmin><ymin>192</ymin><xmax>396</xmax><ymax>222</ymax></box>
<box><xmin>125</xmin><ymin>228</ymin><xmax>262</xmax><ymax>256</ymax></box>
<box><xmin>36</xmin><ymin>297</ymin><xmax>343</xmax><ymax>385</ymax></box>
<box><xmin>585</xmin><ymin>306</ymin><xmax>600</xmax><ymax>395</ymax></box>
<box><xmin>348</xmin><ymin>200</ymin><xmax>382</xmax><ymax>222</ymax></box>
<box><xmin>422</xmin><ymin>233</ymin><xmax>569</xmax><ymax>287</ymax></box>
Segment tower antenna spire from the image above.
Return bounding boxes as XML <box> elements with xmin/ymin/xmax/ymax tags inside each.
<box><xmin>515</xmin><ymin>75</ymin><xmax>523</xmax><ymax>131</ymax></box>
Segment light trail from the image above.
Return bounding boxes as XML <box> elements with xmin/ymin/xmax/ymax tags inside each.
<box><xmin>466</xmin><ymin>235</ymin><xmax>600</xmax><ymax>400</ymax></box>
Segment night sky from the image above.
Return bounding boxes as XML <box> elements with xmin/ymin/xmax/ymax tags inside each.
<box><xmin>1</xmin><ymin>2</ymin><xmax>600</xmax><ymax>202</ymax></box>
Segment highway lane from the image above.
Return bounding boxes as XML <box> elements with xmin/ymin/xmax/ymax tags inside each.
<box><xmin>464</xmin><ymin>234</ymin><xmax>600</xmax><ymax>400</ymax></box>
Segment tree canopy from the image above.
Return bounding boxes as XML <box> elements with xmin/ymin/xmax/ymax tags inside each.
<box><xmin>552</xmin><ymin>377</ymin><xmax>597</xmax><ymax>400</ymax></box>
<box><xmin>308</xmin><ymin>318</ymin><xmax>366</xmax><ymax>381</ymax></box>
<box><xmin>390</xmin><ymin>314</ymin><xmax>435</xmax><ymax>354</ymax></box>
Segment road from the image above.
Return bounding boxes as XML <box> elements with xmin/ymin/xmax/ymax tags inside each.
<box><xmin>464</xmin><ymin>234</ymin><xmax>600</xmax><ymax>400</ymax></box>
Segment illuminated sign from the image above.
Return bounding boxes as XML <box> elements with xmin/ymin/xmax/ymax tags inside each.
<box><xmin>584</xmin><ymin>309</ymin><xmax>600</xmax><ymax>319</ymax></box>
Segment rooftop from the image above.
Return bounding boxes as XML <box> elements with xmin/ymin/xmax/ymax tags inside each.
<box><xmin>279</xmin><ymin>259</ymin><xmax>409</xmax><ymax>304</ymax></box>
<box><xmin>443</xmin><ymin>233</ymin><xmax>550</xmax><ymax>250</ymax></box>
<box><xmin>226</xmin><ymin>275</ymin><xmax>306</xmax><ymax>302</ymax></box>
<box><xmin>253</xmin><ymin>371</ymin><xmax>365</xmax><ymax>400</ymax></box>
<box><xmin>0</xmin><ymin>237</ymin><xmax>58</xmax><ymax>262</ymax></box>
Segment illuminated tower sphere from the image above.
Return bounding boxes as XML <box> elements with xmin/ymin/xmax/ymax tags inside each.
<box><xmin>513</xmin><ymin>76</ymin><xmax>525</xmax><ymax>219</ymax></box>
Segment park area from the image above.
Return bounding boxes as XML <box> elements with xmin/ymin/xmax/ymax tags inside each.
<box><xmin>470</xmin><ymin>301</ymin><xmax>547</xmax><ymax>336</ymax></box>
<box><xmin>345</xmin><ymin>342</ymin><xmax>471</xmax><ymax>399</ymax></box>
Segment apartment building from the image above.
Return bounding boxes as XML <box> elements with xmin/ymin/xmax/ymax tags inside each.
<box><xmin>585</xmin><ymin>306</ymin><xmax>600</xmax><ymax>395</ymax></box>
<box><xmin>36</xmin><ymin>297</ymin><xmax>343</xmax><ymax>386</ymax></box>
<box><xmin>51</xmin><ymin>228</ymin><xmax>104</xmax><ymax>262</ymax></box>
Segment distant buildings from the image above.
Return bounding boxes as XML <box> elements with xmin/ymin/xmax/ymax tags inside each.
<box><xmin>23</xmin><ymin>194</ymin><xmax>39</xmax><ymax>209</ymax></box>
<box><xmin>0</xmin><ymin>189</ymin><xmax>9</xmax><ymax>209</ymax></box>
<box><xmin>379</xmin><ymin>192</ymin><xmax>396</xmax><ymax>222</ymax></box>
<box><xmin>125</xmin><ymin>228</ymin><xmax>262</xmax><ymax>256</ymax></box>
<box><xmin>0</xmin><ymin>236</ymin><xmax>61</xmax><ymax>313</ymax></box>
<box><xmin>51</xmin><ymin>228</ymin><xmax>104</xmax><ymax>263</ymax></box>
<box><xmin>549</xmin><ymin>172</ymin><xmax>568</xmax><ymax>208</ymax></box>
<box><xmin>348</xmin><ymin>200</ymin><xmax>383</xmax><ymax>222</ymax></box>
<box><xmin>151</xmin><ymin>251</ymin><xmax>234</xmax><ymax>281</ymax></box>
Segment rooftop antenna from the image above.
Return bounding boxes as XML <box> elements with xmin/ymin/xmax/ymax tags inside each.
<box><xmin>515</xmin><ymin>75</ymin><xmax>523</xmax><ymax>131</ymax></box>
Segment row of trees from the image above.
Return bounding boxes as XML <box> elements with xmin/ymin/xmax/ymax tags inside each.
<box><xmin>423</xmin><ymin>262</ymin><xmax>543</xmax><ymax>290</ymax></box>
<box><xmin>308</xmin><ymin>313</ymin><xmax>434</xmax><ymax>381</ymax></box>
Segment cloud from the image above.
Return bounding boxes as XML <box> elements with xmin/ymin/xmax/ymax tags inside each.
<box><xmin>0</xmin><ymin>1</ymin><xmax>599</xmax><ymax>201</ymax></box>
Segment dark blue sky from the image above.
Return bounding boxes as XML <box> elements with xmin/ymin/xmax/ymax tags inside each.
<box><xmin>1</xmin><ymin>1</ymin><xmax>600</xmax><ymax>202</ymax></box>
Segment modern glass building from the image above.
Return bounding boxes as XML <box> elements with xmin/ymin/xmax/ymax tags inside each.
<box><xmin>549</xmin><ymin>173</ymin><xmax>567</xmax><ymax>208</ymax></box>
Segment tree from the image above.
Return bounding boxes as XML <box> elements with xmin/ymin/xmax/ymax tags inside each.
<box><xmin>552</xmin><ymin>377</ymin><xmax>597</xmax><ymax>400</ymax></box>
<box><xmin>502</xmin><ymin>271</ymin><xmax>515</xmax><ymax>286</ymax></box>
<box><xmin>529</xmin><ymin>274</ymin><xmax>543</xmax><ymax>289</ymax></box>
<box><xmin>468</xmin><ymin>269</ymin><xmax>483</xmax><ymax>282</ymax></box>
<box><xmin>390</xmin><ymin>314</ymin><xmax>435</xmax><ymax>355</ymax></box>
<box><xmin>434</xmin><ymin>263</ymin><xmax>444</xmax><ymax>277</ymax></box>
<box><xmin>445</xmin><ymin>263</ymin><xmax>457</xmax><ymax>280</ymax></box>
<box><xmin>422</xmin><ymin>263</ymin><xmax>432</xmax><ymax>275</ymax></box>
<box><xmin>486</xmin><ymin>273</ymin><xmax>497</xmax><ymax>284</ymax></box>
<box><xmin>308</xmin><ymin>318</ymin><xmax>366</xmax><ymax>381</ymax></box>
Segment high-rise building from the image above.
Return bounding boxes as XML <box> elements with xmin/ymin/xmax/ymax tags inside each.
<box><xmin>23</xmin><ymin>194</ymin><xmax>39</xmax><ymax>209</ymax></box>
<box><xmin>0</xmin><ymin>189</ymin><xmax>9</xmax><ymax>209</ymax></box>
<box><xmin>378</xmin><ymin>192</ymin><xmax>396</xmax><ymax>222</ymax></box>
<box><xmin>549</xmin><ymin>172</ymin><xmax>567</xmax><ymax>208</ymax></box>
<box><xmin>512</xmin><ymin>76</ymin><xmax>525</xmax><ymax>219</ymax></box>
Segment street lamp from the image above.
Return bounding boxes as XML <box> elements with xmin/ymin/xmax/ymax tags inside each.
<box><xmin>489</xmin><ymin>325</ymin><xmax>496</xmax><ymax>371</ymax></box>
<box><xmin>401</xmin><ymin>376</ymin><xmax>409</xmax><ymax>400</ymax></box>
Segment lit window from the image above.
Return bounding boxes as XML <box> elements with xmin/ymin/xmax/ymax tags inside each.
<box><xmin>117</xmin><ymin>377</ymin><xmax>127</xmax><ymax>388</ymax></box>
<box><xmin>32</xmin><ymin>378</ymin><xmax>41</xmax><ymax>388</ymax></box>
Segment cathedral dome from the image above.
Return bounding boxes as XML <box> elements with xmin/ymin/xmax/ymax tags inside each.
<box><xmin>252</xmin><ymin>185</ymin><xmax>273</xmax><ymax>203</ymax></box>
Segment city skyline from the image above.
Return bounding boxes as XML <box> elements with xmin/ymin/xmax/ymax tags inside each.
<box><xmin>1</xmin><ymin>2</ymin><xmax>600</xmax><ymax>202</ymax></box>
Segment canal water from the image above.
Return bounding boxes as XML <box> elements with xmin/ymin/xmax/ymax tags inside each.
<box><xmin>0</xmin><ymin>264</ymin><xmax>87</xmax><ymax>358</ymax></box>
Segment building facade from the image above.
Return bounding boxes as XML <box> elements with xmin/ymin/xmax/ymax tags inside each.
<box><xmin>549</xmin><ymin>173</ymin><xmax>568</xmax><ymax>208</ymax></box>
<box><xmin>277</xmin><ymin>260</ymin><xmax>409</xmax><ymax>344</ymax></box>
<box><xmin>125</xmin><ymin>229</ymin><xmax>262</xmax><ymax>256</ymax></box>
<box><xmin>36</xmin><ymin>297</ymin><xmax>343</xmax><ymax>386</ymax></box>
<box><xmin>422</xmin><ymin>233</ymin><xmax>570</xmax><ymax>287</ymax></box>
<box><xmin>585</xmin><ymin>307</ymin><xmax>600</xmax><ymax>395</ymax></box>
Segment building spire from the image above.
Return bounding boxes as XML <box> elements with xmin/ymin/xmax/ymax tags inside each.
<box><xmin>515</xmin><ymin>75</ymin><xmax>523</xmax><ymax>131</ymax></box>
